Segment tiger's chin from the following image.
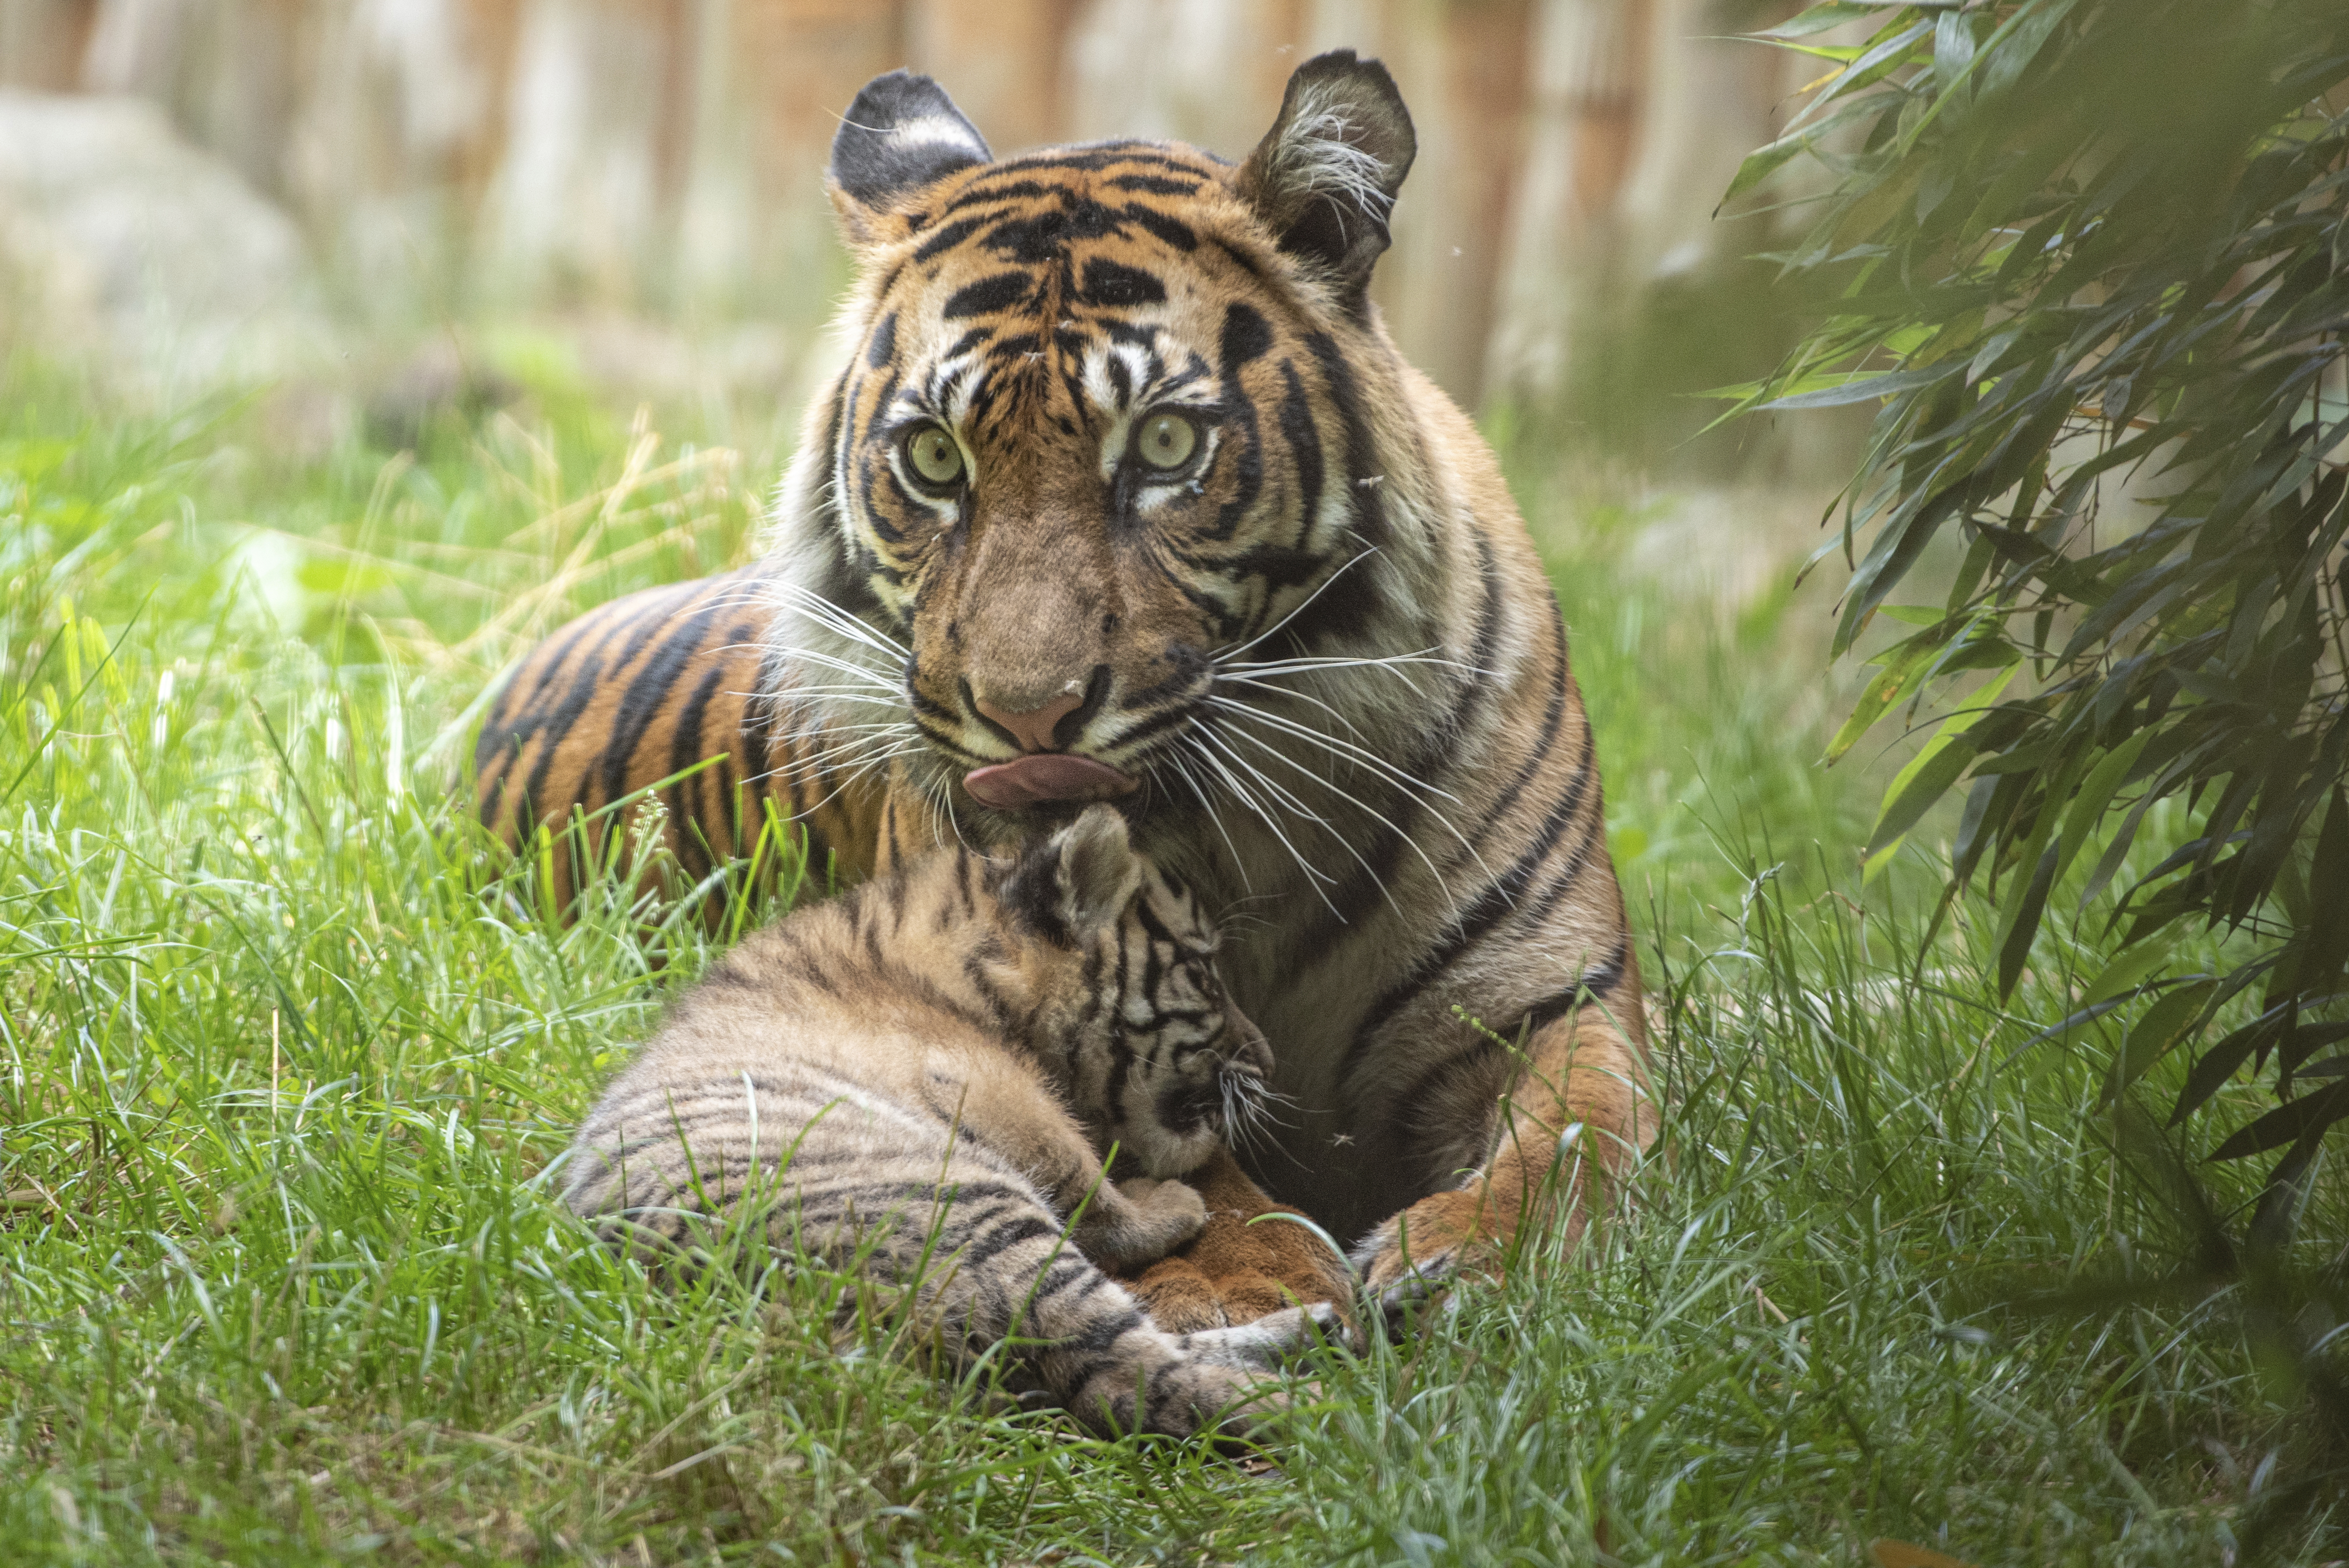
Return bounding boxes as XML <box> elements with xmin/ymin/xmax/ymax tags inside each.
<box><xmin>962</xmin><ymin>754</ymin><xmax>1138</xmax><ymax>810</ymax></box>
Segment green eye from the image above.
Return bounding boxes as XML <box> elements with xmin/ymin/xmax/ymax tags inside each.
<box><xmin>1135</xmin><ymin>412</ymin><xmax>1199</xmax><ymax>471</ymax></box>
<box><xmin>904</xmin><ymin>425</ymin><xmax>964</xmax><ymax>487</ymax></box>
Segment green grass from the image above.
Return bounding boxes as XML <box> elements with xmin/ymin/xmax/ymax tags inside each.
<box><xmin>3</xmin><ymin>371</ymin><xmax>2342</xmax><ymax>1565</ymax></box>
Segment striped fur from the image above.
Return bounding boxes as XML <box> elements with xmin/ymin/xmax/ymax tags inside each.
<box><xmin>470</xmin><ymin>569</ymin><xmax>889</xmax><ymax>910</ymax></box>
<box><xmin>482</xmin><ymin>52</ymin><xmax>1656</xmax><ymax>1309</ymax></box>
<box><xmin>559</xmin><ymin>806</ymin><xmax>1328</xmax><ymax>1438</ymax></box>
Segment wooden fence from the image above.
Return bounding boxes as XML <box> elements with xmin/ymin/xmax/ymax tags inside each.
<box><xmin>1</xmin><ymin>0</ymin><xmax>1806</xmax><ymax>412</ymax></box>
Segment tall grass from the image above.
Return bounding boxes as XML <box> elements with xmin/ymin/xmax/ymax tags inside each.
<box><xmin>2</xmin><ymin>378</ymin><xmax>2338</xmax><ymax>1564</ymax></box>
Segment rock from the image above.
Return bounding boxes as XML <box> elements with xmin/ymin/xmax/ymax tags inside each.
<box><xmin>0</xmin><ymin>90</ymin><xmax>341</xmax><ymax>396</ymax></box>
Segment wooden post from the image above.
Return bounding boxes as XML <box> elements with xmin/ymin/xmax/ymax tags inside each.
<box><xmin>0</xmin><ymin>0</ymin><xmax>99</xmax><ymax>89</ymax></box>
<box><xmin>1377</xmin><ymin>0</ymin><xmax>1537</xmax><ymax>412</ymax></box>
<box><xmin>1484</xmin><ymin>0</ymin><xmax>1653</xmax><ymax>408</ymax></box>
<box><xmin>904</xmin><ymin>0</ymin><xmax>1080</xmax><ymax>155</ymax></box>
<box><xmin>450</xmin><ymin>0</ymin><xmax>525</xmax><ymax>231</ymax></box>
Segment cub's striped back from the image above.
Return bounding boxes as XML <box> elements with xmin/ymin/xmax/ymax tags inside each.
<box><xmin>559</xmin><ymin>804</ymin><xmax>1329</xmax><ymax>1438</ymax></box>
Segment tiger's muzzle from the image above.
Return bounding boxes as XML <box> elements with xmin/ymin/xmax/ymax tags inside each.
<box><xmin>961</xmin><ymin>667</ymin><xmax>1140</xmax><ymax>808</ymax></box>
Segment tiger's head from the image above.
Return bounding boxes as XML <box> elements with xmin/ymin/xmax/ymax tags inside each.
<box><xmin>768</xmin><ymin>52</ymin><xmax>1432</xmax><ymax>842</ymax></box>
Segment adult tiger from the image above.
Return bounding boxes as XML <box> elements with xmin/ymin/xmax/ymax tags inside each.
<box><xmin>474</xmin><ymin>53</ymin><xmax>1655</xmax><ymax>1306</ymax></box>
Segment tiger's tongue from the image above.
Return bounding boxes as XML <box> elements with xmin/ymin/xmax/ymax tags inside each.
<box><xmin>963</xmin><ymin>755</ymin><xmax>1137</xmax><ymax>810</ymax></box>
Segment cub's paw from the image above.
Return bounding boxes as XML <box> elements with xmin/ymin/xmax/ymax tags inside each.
<box><xmin>1184</xmin><ymin>1301</ymin><xmax>1352</xmax><ymax>1367</ymax></box>
<box><xmin>1081</xmin><ymin>1177</ymin><xmax>1209</xmax><ymax>1270</ymax></box>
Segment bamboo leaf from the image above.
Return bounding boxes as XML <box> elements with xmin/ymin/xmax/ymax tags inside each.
<box><xmin>2101</xmin><ymin>980</ymin><xmax>2216</xmax><ymax>1107</ymax></box>
<box><xmin>1997</xmin><ymin>838</ymin><xmax>2060</xmax><ymax>1001</ymax></box>
<box><xmin>2053</xmin><ymin>731</ymin><xmax>2153</xmax><ymax>883</ymax></box>
<box><xmin>1757</xmin><ymin>365</ymin><xmax>1957</xmax><ymax>412</ymax></box>
<box><xmin>2077</xmin><ymin>934</ymin><xmax>2184</xmax><ymax>1013</ymax></box>
<box><xmin>1751</xmin><ymin>3</ymin><xmax>1896</xmax><ymax>41</ymax></box>
<box><xmin>2209</xmin><ymin>1078</ymin><xmax>2349</xmax><ymax>1163</ymax></box>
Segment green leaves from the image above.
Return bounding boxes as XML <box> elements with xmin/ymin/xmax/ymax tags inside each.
<box><xmin>1731</xmin><ymin>0</ymin><xmax>2349</xmax><ymax>1202</ymax></box>
<box><xmin>1860</xmin><ymin>661</ymin><xmax>2022</xmax><ymax>880</ymax></box>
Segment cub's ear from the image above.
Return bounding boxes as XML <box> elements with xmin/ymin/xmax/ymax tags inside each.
<box><xmin>1234</xmin><ymin>50</ymin><xmax>1415</xmax><ymax>308</ymax></box>
<box><xmin>1051</xmin><ymin>804</ymin><xmax>1142</xmax><ymax>937</ymax></box>
<box><xmin>1003</xmin><ymin>805</ymin><xmax>1142</xmax><ymax>942</ymax></box>
<box><xmin>828</xmin><ymin>69</ymin><xmax>992</xmax><ymax>244</ymax></box>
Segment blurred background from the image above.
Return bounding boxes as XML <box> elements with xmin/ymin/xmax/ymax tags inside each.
<box><xmin>0</xmin><ymin>0</ymin><xmax>1858</xmax><ymax>480</ymax></box>
<box><xmin>0</xmin><ymin>0</ymin><xmax>1887</xmax><ymax>905</ymax></box>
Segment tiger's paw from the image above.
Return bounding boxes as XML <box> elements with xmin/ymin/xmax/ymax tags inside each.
<box><xmin>1130</xmin><ymin>1247</ymin><xmax>1355</xmax><ymax>1346</ymax></box>
<box><xmin>1181</xmin><ymin>1301</ymin><xmax>1349</xmax><ymax>1369</ymax></box>
<box><xmin>1116</xmin><ymin>1152</ymin><xmax>1355</xmax><ymax>1339</ymax></box>
<box><xmin>1349</xmin><ymin>1189</ymin><xmax>1498</xmax><ymax>1330</ymax></box>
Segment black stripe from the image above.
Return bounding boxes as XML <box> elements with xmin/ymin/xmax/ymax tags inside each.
<box><xmin>598</xmin><ymin>595</ymin><xmax>730</xmax><ymax>811</ymax></box>
<box><xmin>1300</xmin><ymin>332</ymin><xmax>1390</xmax><ymax>553</ymax></box>
<box><xmin>1500</xmin><ymin>930</ymin><xmax>1633</xmax><ymax>1041</ymax></box>
<box><xmin>476</xmin><ymin>592</ymin><xmax>655</xmax><ymax>823</ymax></box>
<box><xmin>960</xmin><ymin>1213</ymin><xmax>1058</xmax><ymax>1269</ymax></box>
<box><xmin>1101</xmin><ymin>700</ymin><xmax>1197</xmax><ymax>756</ymax></box>
<box><xmin>1293</xmin><ymin>535</ymin><xmax>1508</xmax><ymax>945</ymax></box>
<box><xmin>1208</xmin><ymin>304</ymin><xmax>1271</xmax><ymax>543</ymax></box>
<box><xmin>1277</xmin><ymin>360</ymin><xmax>1324</xmax><ymax>555</ymax></box>
<box><xmin>940</xmin><ymin>179</ymin><xmax>1056</xmax><ymax>213</ymax></box>
<box><xmin>1381</xmin><ymin>1038</ymin><xmax>1507</xmax><ymax>1159</ymax></box>
<box><xmin>1078</xmin><ymin>258</ymin><xmax>1165</xmax><ymax>308</ymax></box>
<box><xmin>912</xmin><ymin>215</ymin><xmax>990</xmax><ymax>262</ymax></box>
<box><xmin>512</xmin><ymin>584</ymin><xmax>697</xmax><ymax>832</ymax></box>
<box><xmin>984</xmin><ymin>146</ymin><xmax>1208</xmax><ymax>178</ymax></box>
<box><xmin>663</xmin><ymin>638</ymin><xmax>743</xmax><ymax>877</ymax></box>
<box><xmin>1108</xmin><ymin>175</ymin><xmax>1199</xmax><ymax>196</ymax></box>
<box><xmin>944</xmin><ymin>272</ymin><xmax>1032</xmax><ymax>319</ymax></box>
<box><xmin>1122</xmin><ymin>205</ymin><xmax>1198</xmax><ymax>251</ymax></box>
<box><xmin>1339</xmin><ymin>744</ymin><xmax>1598</xmax><ymax>1080</ymax></box>
<box><xmin>1463</xmin><ymin>617</ymin><xmax>1570</xmax><ymax>861</ymax></box>
<box><xmin>1059</xmin><ymin>1307</ymin><xmax>1145</xmax><ymax>1358</ymax></box>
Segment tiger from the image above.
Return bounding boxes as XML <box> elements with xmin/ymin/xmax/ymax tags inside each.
<box><xmin>476</xmin><ymin>49</ymin><xmax>1656</xmax><ymax>1319</ymax></box>
<box><xmin>559</xmin><ymin>803</ymin><xmax>1335</xmax><ymax>1438</ymax></box>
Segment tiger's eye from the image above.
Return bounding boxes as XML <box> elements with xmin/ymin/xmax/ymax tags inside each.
<box><xmin>1135</xmin><ymin>412</ymin><xmax>1198</xmax><ymax>471</ymax></box>
<box><xmin>904</xmin><ymin>425</ymin><xmax>964</xmax><ymax>486</ymax></box>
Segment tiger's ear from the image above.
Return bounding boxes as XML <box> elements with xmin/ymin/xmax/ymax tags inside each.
<box><xmin>828</xmin><ymin>70</ymin><xmax>992</xmax><ymax>246</ymax></box>
<box><xmin>1234</xmin><ymin>50</ymin><xmax>1415</xmax><ymax>307</ymax></box>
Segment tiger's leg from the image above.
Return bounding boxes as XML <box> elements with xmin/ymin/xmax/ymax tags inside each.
<box><xmin>1120</xmin><ymin>1148</ymin><xmax>1356</xmax><ymax>1336</ymax></box>
<box><xmin>1352</xmin><ymin>987</ymin><xmax>1657</xmax><ymax>1301</ymax></box>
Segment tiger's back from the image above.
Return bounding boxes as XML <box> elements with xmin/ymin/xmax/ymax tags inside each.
<box><xmin>470</xmin><ymin>569</ymin><xmax>893</xmax><ymax>908</ymax></box>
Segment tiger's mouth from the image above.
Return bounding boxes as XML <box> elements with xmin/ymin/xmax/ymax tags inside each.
<box><xmin>962</xmin><ymin>753</ymin><xmax>1138</xmax><ymax>810</ymax></box>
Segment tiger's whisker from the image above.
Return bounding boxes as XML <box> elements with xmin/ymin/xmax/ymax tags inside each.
<box><xmin>1208</xmin><ymin>544</ymin><xmax>1384</xmax><ymax>665</ymax></box>
<box><xmin>1163</xmin><ymin>751</ymin><xmax>1253</xmax><ymax>896</ymax></box>
<box><xmin>1192</xmin><ymin>723</ymin><xmax>1406</xmax><ymax>923</ymax></box>
<box><xmin>1208</xmin><ymin>715</ymin><xmax>1463</xmax><ymax>919</ymax></box>
<box><xmin>1182</xmin><ymin>733</ymin><xmax>1344</xmax><ymax>919</ymax></box>
<box><xmin>1203</xmin><ymin>692</ymin><xmax>1498</xmax><ymax>887</ymax></box>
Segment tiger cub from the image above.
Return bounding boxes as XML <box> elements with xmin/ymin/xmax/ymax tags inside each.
<box><xmin>559</xmin><ymin>803</ymin><xmax>1328</xmax><ymax>1439</ymax></box>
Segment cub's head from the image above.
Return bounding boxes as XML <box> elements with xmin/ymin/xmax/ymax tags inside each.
<box><xmin>774</xmin><ymin>53</ymin><xmax>1420</xmax><ymax>831</ymax></box>
<box><xmin>985</xmin><ymin>804</ymin><xmax>1274</xmax><ymax>1177</ymax></box>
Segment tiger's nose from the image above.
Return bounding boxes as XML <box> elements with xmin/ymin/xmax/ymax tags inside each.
<box><xmin>974</xmin><ymin>686</ymin><xmax>1085</xmax><ymax>753</ymax></box>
